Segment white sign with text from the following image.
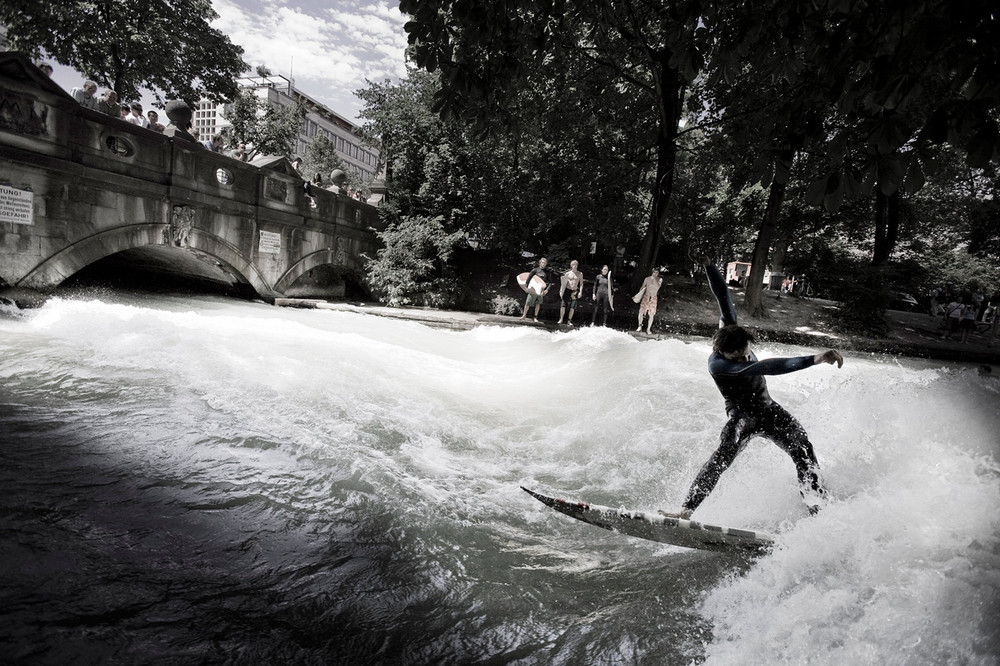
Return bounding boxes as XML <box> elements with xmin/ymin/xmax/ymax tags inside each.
<box><xmin>258</xmin><ymin>230</ymin><xmax>281</xmax><ymax>254</ymax></box>
<box><xmin>0</xmin><ymin>185</ymin><xmax>34</xmax><ymax>225</ymax></box>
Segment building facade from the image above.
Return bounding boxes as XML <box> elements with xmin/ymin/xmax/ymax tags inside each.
<box><xmin>202</xmin><ymin>74</ymin><xmax>379</xmax><ymax>183</ymax></box>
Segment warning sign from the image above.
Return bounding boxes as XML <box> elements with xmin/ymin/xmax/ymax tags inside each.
<box><xmin>258</xmin><ymin>230</ymin><xmax>281</xmax><ymax>254</ymax></box>
<box><xmin>0</xmin><ymin>185</ymin><xmax>34</xmax><ymax>225</ymax></box>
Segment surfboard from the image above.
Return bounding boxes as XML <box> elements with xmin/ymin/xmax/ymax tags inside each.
<box><xmin>521</xmin><ymin>487</ymin><xmax>775</xmax><ymax>553</ymax></box>
<box><xmin>516</xmin><ymin>272</ymin><xmax>547</xmax><ymax>295</ymax></box>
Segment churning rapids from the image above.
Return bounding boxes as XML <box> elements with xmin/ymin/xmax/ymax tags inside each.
<box><xmin>1</xmin><ymin>293</ymin><xmax>998</xmax><ymax>665</ymax></box>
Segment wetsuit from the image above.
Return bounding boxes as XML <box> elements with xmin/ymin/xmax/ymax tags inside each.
<box><xmin>682</xmin><ymin>264</ymin><xmax>824</xmax><ymax>513</ymax></box>
<box><xmin>592</xmin><ymin>273</ymin><xmax>611</xmax><ymax>325</ymax></box>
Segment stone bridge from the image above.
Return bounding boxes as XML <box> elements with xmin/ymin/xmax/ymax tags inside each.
<box><xmin>0</xmin><ymin>52</ymin><xmax>383</xmax><ymax>304</ymax></box>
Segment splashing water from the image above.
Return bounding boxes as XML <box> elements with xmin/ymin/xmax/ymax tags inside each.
<box><xmin>1</xmin><ymin>294</ymin><xmax>997</xmax><ymax>664</ymax></box>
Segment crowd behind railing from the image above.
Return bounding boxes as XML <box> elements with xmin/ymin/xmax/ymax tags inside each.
<box><xmin>53</xmin><ymin>69</ymin><xmax>370</xmax><ymax>202</ymax></box>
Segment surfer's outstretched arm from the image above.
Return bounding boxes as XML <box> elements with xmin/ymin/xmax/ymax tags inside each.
<box><xmin>704</xmin><ymin>260</ymin><xmax>737</xmax><ymax>327</ymax></box>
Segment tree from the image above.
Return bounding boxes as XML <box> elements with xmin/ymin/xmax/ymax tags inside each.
<box><xmin>223</xmin><ymin>88</ymin><xmax>304</xmax><ymax>160</ymax></box>
<box><xmin>399</xmin><ymin>0</ymin><xmax>706</xmax><ymax>287</ymax></box>
<box><xmin>301</xmin><ymin>134</ymin><xmax>347</xmax><ymax>187</ymax></box>
<box><xmin>0</xmin><ymin>0</ymin><xmax>247</xmax><ymax>103</ymax></box>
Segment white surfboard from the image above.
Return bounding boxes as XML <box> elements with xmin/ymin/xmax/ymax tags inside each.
<box><xmin>522</xmin><ymin>487</ymin><xmax>775</xmax><ymax>553</ymax></box>
<box><xmin>516</xmin><ymin>272</ymin><xmax>547</xmax><ymax>295</ymax></box>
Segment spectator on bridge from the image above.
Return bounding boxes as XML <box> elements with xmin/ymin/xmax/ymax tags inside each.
<box><xmin>126</xmin><ymin>102</ymin><xmax>149</xmax><ymax>128</ymax></box>
<box><xmin>71</xmin><ymin>80</ymin><xmax>99</xmax><ymax>110</ymax></box>
<box><xmin>233</xmin><ymin>144</ymin><xmax>248</xmax><ymax>161</ymax></box>
<box><xmin>38</xmin><ymin>62</ymin><xmax>53</xmax><ymax>76</ymax></box>
<box><xmin>203</xmin><ymin>134</ymin><xmax>225</xmax><ymax>152</ymax></box>
<box><xmin>311</xmin><ymin>172</ymin><xmax>323</xmax><ymax>187</ymax></box>
<box><xmin>147</xmin><ymin>110</ymin><xmax>165</xmax><ymax>133</ymax></box>
<box><xmin>97</xmin><ymin>90</ymin><xmax>120</xmax><ymax>118</ymax></box>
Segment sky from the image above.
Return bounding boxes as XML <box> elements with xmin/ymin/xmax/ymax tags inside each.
<box><xmin>47</xmin><ymin>0</ymin><xmax>411</xmax><ymax>125</ymax></box>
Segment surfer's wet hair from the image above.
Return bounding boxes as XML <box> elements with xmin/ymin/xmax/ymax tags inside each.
<box><xmin>712</xmin><ymin>325</ymin><xmax>755</xmax><ymax>354</ymax></box>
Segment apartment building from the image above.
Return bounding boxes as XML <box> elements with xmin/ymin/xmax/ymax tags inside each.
<box><xmin>200</xmin><ymin>74</ymin><xmax>379</xmax><ymax>183</ymax></box>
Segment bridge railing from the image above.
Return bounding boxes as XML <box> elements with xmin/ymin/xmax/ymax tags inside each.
<box><xmin>0</xmin><ymin>51</ymin><xmax>382</xmax><ymax>235</ymax></box>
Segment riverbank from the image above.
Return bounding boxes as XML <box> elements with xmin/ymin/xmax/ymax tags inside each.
<box><xmin>276</xmin><ymin>273</ymin><xmax>1000</xmax><ymax>366</ymax></box>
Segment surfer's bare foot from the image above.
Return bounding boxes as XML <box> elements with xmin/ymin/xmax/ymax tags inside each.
<box><xmin>658</xmin><ymin>509</ymin><xmax>692</xmax><ymax>520</ymax></box>
<box><xmin>533</xmin><ymin>318</ymin><xmax>539</xmax><ymax>322</ymax></box>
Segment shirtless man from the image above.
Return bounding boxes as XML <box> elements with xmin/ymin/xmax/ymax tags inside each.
<box><xmin>557</xmin><ymin>260</ymin><xmax>584</xmax><ymax>326</ymax></box>
<box><xmin>635</xmin><ymin>267</ymin><xmax>663</xmax><ymax>334</ymax></box>
<box><xmin>664</xmin><ymin>256</ymin><xmax>844</xmax><ymax>519</ymax></box>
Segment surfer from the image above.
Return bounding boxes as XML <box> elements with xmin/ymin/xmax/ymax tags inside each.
<box><xmin>665</xmin><ymin>255</ymin><xmax>844</xmax><ymax>519</ymax></box>
<box><xmin>519</xmin><ymin>257</ymin><xmax>551</xmax><ymax>322</ymax></box>
<box><xmin>557</xmin><ymin>260</ymin><xmax>584</xmax><ymax>326</ymax></box>
<box><xmin>592</xmin><ymin>265</ymin><xmax>614</xmax><ymax>326</ymax></box>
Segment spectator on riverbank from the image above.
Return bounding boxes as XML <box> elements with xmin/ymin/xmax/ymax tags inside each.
<box><xmin>557</xmin><ymin>260</ymin><xmax>584</xmax><ymax>326</ymax></box>
<box><xmin>960</xmin><ymin>296</ymin><xmax>978</xmax><ymax>344</ymax></box>
<box><xmin>592</xmin><ymin>265</ymin><xmax>613</xmax><ymax>326</ymax></box>
<box><xmin>71</xmin><ymin>80</ymin><xmax>99</xmax><ymax>110</ymax></box>
<box><xmin>97</xmin><ymin>90</ymin><xmax>120</xmax><ymax>118</ymax></box>
<box><xmin>929</xmin><ymin>286</ymin><xmax>943</xmax><ymax>317</ymax></box>
<box><xmin>519</xmin><ymin>257</ymin><xmax>551</xmax><ymax>323</ymax></box>
<box><xmin>941</xmin><ymin>296</ymin><xmax>965</xmax><ymax>340</ymax></box>
<box><xmin>635</xmin><ymin>267</ymin><xmax>663</xmax><ymax>334</ymax></box>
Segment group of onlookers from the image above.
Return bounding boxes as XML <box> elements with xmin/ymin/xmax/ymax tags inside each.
<box><xmin>934</xmin><ymin>285</ymin><xmax>1000</xmax><ymax>346</ymax></box>
<box><xmin>65</xmin><ymin>75</ymin><xmax>250</xmax><ymax>159</ymax></box>
<box><xmin>69</xmin><ymin>79</ymin><xmax>166</xmax><ymax>133</ymax></box>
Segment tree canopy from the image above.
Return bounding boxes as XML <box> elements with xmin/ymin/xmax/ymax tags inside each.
<box><xmin>223</xmin><ymin>88</ymin><xmax>304</xmax><ymax>160</ymax></box>
<box><xmin>0</xmin><ymin>0</ymin><xmax>247</xmax><ymax>103</ymax></box>
<box><xmin>379</xmin><ymin>0</ymin><xmax>1000</xmax><ymax>324</ymax></box>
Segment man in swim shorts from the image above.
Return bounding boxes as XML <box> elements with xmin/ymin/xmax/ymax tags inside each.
<box><xmin>663</xmin><ymin>255</ymin><xmax>844</xmax><ymax>518</ymax></box>
<box><xmin>557</xmin><ymin>260</ymin><xmax>584</xmax><ymax>326</ymax></box>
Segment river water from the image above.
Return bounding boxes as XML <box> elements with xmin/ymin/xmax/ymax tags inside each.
<box><xmin>1</xmin><ymin>292</ymin><xmax>998</xmax><ymax>665</ymax></box>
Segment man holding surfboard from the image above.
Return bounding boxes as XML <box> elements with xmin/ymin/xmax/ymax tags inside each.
<box><xmin>665</xmin><ymin>255</ymin><xmax>844</xmax><ymax>519</ymax></box>
<box><xmin>518</xmin><ymin>257</ymin><xmax>551</xmax><ymax>322</ymax></box>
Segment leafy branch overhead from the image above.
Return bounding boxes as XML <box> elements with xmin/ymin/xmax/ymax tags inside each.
<box><xmin>0</xmin><ymin>0</ymin><xmax>247</xmax><ymax>103</ymax></box>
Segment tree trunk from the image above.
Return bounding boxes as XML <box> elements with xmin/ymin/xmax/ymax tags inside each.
<box><xmin>632</xmin><ymin>51</ymin><xmax>683</xmax><ymax>290</ymax></box>
<box><xmin>872</xmin><ymin>190</ymin><xmax>900</xmax><ymax>265</ymax></box>
<box><xmin>744</xmin><ymin>180</ymin><xmax>787</xmax><ymax>317</ymax></box>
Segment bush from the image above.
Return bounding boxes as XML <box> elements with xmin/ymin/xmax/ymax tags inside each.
<box><xmin>489</xmin><ymin>294</ymin><xmax>520</xmax><ymax>316</ymax></box>
<box><xmin>365</xmin><ymin>215</ymin><xmax>465</xmax><ymax>307</ymax></box>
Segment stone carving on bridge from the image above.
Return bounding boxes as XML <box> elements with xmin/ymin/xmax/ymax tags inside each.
<box><xmin>167</xmin><ymin>205</ymin><xmax>195</xmax><ymax>247</ymax></box>
<box><xmin>0</xmin><ymin>89</ymin><xmax>48</xmax><ymax>137</ymax></box>
<box><xmin>162</xmin><ymin>100</ymin><xmax>200</xmax><ymax>145</ymax></box>
<box><xmin>334</xmin><ymin>236</ymin><xmax>351</xmax><ymax>266</ymax></box>
<box><xmin>264</xmin><ymin>177</ymin><xmax>288</xmax><ymax>202</ymax></box>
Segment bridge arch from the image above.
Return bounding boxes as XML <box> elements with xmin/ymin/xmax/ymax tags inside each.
<box><xmin>273</xmin><ymin>248</ymin><xmax>367</xmax><ymax>296</ymax></box>
<box><xmin>19</xmin><ymin>224</ymin><xmax>277</xmax><ymax>299</ymax></box>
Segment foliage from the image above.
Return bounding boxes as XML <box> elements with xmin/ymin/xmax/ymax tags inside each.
<box><xmin>377</xmin><ymin>1</ymin><xmax>1000</xmax><ymax>323</ymax></box>
<box><xmin>0</xmin><ymin>0</ymin><xmax>246</xmax><ymax>104</ymax></box>
<box><xmin>489</xmin><ymin>295</ymin><xmax>520</xmax><ymax>317</ymax></box>
<box><xmin>223</xmin><ymin>88</ymin><xmax>305</xmax><ymax>160</ymax></box>
<box><xmin>301</xmin><ymin>134</ymin><xmax>347</xmax><ymax>188</ymax></box>
<box><xmin>364</xmin><ymin>215</ymin><xmax>466</xmax><ymax>307</ymax></box>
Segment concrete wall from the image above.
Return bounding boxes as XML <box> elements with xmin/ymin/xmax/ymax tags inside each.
<box><xmin>0</xmin><ymin>52</ymin><xmax>382</xmax><ymax>302</ymax></box>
